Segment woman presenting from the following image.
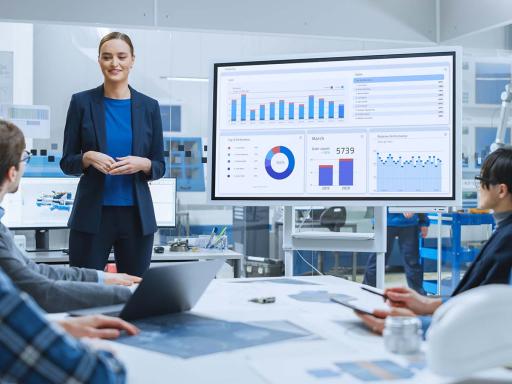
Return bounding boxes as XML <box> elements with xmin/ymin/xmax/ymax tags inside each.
<box><xmin>60</xmin><ymin>32</ymin><xmax>165</xmax><ymax>276</ymax></box>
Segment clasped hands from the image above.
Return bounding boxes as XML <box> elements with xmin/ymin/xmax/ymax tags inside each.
<box><xmin>83</xmin><ymin>151</ymin><xmax>151</xmax><ymax>175</ymax></box>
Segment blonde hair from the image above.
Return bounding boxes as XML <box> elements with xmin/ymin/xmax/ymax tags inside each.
<box><xmin>98</xmin><ymin>32</ymin><xmax>134</xmax><ymax>56</ymax></box>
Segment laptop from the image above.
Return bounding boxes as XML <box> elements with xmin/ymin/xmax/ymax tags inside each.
<box><xmin>70</xmin><ymin>259</ymin><xmax>224</xmax><ymax>321</ymax></box>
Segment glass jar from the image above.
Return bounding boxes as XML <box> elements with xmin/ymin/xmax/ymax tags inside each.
<box><xmin>383</xmin><ymin>316</ymin><xmax>422</xmax><ymax>354</ymax></box>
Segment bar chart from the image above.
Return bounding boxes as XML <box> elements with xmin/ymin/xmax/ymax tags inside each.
<box><xmin>318</xmin><ymin>159</ymin><xmax>354</xmax><ymax>186</ymax></box>
<box><xmin>230</xmin><ymin>93</ymin><xmax>345</xmax><ymax>124</ymax></box>
<box><xmin>306</xmin><ymin>132</ymin><xmax>366</xmax><ymax>194</ymax></box>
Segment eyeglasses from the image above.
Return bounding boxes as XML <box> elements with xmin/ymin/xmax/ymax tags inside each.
<box><xmin>20</xmin><ymin>150</ymin><xmax>32</xmax><ymax>164</ymax></box>
<box><xmin>474</xmin><ymin>175</ymin><xmax>498</xmax><ymax>189</ymax></box>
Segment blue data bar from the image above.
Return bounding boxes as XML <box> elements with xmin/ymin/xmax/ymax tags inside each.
<box><xmin>328</xmin><ymin>101</ymin><xmax>334</xmax><ymax>118</ymax></box>
<box><xmin>299</xmin><ymin>104</ymin><xmax>304</xmax><ymax>119</ymax></box>
<box><xmin>241</xmin><ymin>94</ymin><xmax>246</xmax><ymax>121</ymax></box>
<box><xmin>318</xmin><ymin>98</ymin><xmax>324</xmax><ymax>119</ymax></box>
<box><xmin>279</xmin><ymin>100</ymin><xmax>285</xmax><ymax>120</ymax></box>
<box><xmin>338</xmin><ymin>104</ymin><xmax>344</xmax><ymax>118</ymax></box>
<box><xmin>250</xmin><ymin>110</ymin><xmax>255</xmax><ymax>121</ymax></box>
<box><xmin>289</xmin><ymin>103</ymin><xmax>295</xmax><ymax>120</ymax></box>
<box><xmin>259</xmin><ymin>105</ymin><xmax>265</xmax><ymax>120</ymax></box>
<box><xmin>231</xmin><ymin>100</ymin><xmax>236</xmax><ymax>122</ymax></box>
<box><xmin>308</xmin><ymin>95</ymin><xmax>314</xmax><ymax>119</ymax></box>
<box><xmin>270</xmin><ymin>102</ymin><xmax>275</xmax><ymax>120</ymax></box>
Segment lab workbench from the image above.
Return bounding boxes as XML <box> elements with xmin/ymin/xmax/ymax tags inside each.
<box><xmin>29</xmin><ymin>248</ymin><xmax>244</xmax><ymax>278</ymax></box>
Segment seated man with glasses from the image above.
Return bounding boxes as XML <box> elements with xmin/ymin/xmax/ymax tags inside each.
<box><xmin>358</xmin><ymin>148</ymin><xmax>512</xmax><ymax>334</ymax></box>
<box><xmin>0</xmin><ymin>119</ymin><xmax>139</xmax><ymax>312</ymax></box>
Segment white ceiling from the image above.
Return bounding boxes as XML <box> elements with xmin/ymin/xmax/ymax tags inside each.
<box><xmin>0</xmin><ymin>0</ymin><xmax>511</xmax><ymax>44</ymax></box>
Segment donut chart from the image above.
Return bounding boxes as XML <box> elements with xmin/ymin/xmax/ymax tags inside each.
<box><xmin>265</xmin><ymin>146</ymin><xmax>295</xmax><ymax>180</ymax></box>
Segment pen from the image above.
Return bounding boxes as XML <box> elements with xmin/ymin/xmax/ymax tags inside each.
<box><xmin>361</xmin><ymin>286</ymin><xmax>389</xmax><ymax>302</ymax></box>
<box><xmin>205</xmin><ymin>227</ymin><xmax>217</xmax><ymax>248</ymax></box>
<box><xmin>212</xmin><ymin>226</ymin><xmax>227</xmax><ymax>246</ymax></box>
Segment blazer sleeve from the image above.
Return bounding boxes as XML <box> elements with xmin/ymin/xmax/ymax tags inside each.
<box><xmin>0</xmin><ymin>242</ymin><xmax>131</xmax><ymax>313</ymax></box>
<box><xmin>22</xmin><ymin>253</ymin><xmax>99</xmax><ymax>283</ymax></box>
<box><xmin>479</xmin><ymin>239</ymin><xmax>512</xmax><ymax>286</ymax></box>
<box><xmin>60</xmin><ymin>94</ymin><xmax>85</xmax><ymax>176</ymax></box>
<box><xmin>146</xmin><ymin>99</ymin><xmax>165</xmax><ymax>181</ymax></box>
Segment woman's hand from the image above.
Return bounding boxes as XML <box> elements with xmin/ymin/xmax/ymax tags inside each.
<box><xmin>83</xmin><ymin>151</ymin><xmax>115</xmax><ymax>174</ymax></box>
<box><xmin>109</xmin><ymin>156</ymin><xmax>151</xmax><ymax>175</ymax></box>
<box><xmin>385</xmin><ymin>287</ymin><xmax>442</xmax><ymax>315</ymax></box>
<box><xmin>356</xmin><ymin>307</ymin><xmax>416</xmax><ymax>335</ymax></box>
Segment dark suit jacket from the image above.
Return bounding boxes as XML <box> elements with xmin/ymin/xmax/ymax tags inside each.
<box><xmin>60</xmin><ymin>85</ymin><xmax>165</xmax><ymax>235</ymax></box>
<box><xmin>452</xmin><ymin>215</ymin><xmax>512</xmax><ymax>296</ymax></box>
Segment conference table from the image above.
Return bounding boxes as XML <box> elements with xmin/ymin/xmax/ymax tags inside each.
<box><xmin>84</xmin><ymin>275</ymin><xmax>512</xmax><ymax>383</ymax></box>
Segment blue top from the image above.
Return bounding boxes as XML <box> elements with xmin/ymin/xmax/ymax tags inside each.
<box><xmin>103</xmin><ymin>97</ymin><xmax>134</xmax><ymax>206</ymax></box>
<box><xmin>0</xmin><ymin>267</ymin><xmax>126</xmax><ymax>383</ymax></box>
<box><xmin>387</xmin><ymin>212</ymin><xmax>430</xmax><ymax>228</ymax></box>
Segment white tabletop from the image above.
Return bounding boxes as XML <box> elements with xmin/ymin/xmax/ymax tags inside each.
<box><xmin>90</xmin><ymin>275</ymin><xmax>512</xmax><ymax>384</ymax></box>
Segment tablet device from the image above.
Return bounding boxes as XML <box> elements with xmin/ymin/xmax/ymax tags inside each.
<box><xmin>330</xmin><ymin>296</ymin><xmax>376</xmax><ymax>316</ymax></box>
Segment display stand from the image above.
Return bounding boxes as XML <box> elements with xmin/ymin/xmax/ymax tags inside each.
<box><xmin>282</xmin><ymin>206</ymin><xmax>387</xmax><ymax>288</ymax></box>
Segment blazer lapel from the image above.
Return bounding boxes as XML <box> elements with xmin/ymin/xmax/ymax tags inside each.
<box><xmin>91</xmin><ymin>85</ymin><xmax>107</xmax><ymax>153</ymax></box>
<box><xmin>130</xmin><ymin>85</ymin><xmax>144</xmax><ymax>156</ymax></box>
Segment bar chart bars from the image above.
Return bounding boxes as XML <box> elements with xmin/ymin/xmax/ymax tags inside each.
<box><xmin>319</xmin><ymin>165</ymin><xmax>334</xmax><ymax>186</ymax></box>
<box><xmin>317</xmin><ymin>159</ymin><xmax>353</xmax><ymax>187</ymax></box>
<box><xmin>339</xmin><ymin>159</ymin><xmax>353</xmax><ymax>186</ymax></box>
<box><xmin>229</xmin><ymin>93</ymin><xmax>345</xmax><ymax>123</ymax></box>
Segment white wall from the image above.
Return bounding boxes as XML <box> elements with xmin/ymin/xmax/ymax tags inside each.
<box><xmin>0</xmin><ymin>22</ymin><xmax>33</xmax><ymax>104</ymax></box>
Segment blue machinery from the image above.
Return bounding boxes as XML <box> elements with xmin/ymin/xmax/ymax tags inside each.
<box><xmin>420</xmin><ymin>212</ymin><xmax>495</xmax><ymax>295</ymax></box>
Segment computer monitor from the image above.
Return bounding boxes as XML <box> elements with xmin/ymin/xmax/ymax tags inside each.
<box><xmin>0</xmin><ymin>177</ymin><xmax>79</xmax><ymax>229</ymax></box>
<box><xmin>1</xmin><ymin>177</ymin><xmax>177</xmax><ymax>229</ymax></box>
<box><xmin>209</xmin><ymin>47</ymin><xmax>461</xmax><ymax>206</ymax></box>
<box><xmin>149</xmin><ymin>178</ymin><xmax>176</xmax><ymax>228</ymax></box>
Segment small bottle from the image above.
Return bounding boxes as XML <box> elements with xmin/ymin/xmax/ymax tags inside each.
<box><xmin>383</xmin><ymin>316</ymin><xmax>422</xmax><ymax>354</ymax></box>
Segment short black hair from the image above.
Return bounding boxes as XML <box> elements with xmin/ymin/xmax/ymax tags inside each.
<box><xmin>0</xmin><ymin>119</ymin><xmax>25</xmax><ymax>186</ymax></box>
<box><xmin>480</xmin><ymin>148</ymin><xmax>512</xmax><ymax>192</ymax></box>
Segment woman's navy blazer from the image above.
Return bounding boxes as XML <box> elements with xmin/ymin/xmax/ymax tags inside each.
<box><xmin>60</xmin><ymin>85</ymin><xmax>165</xmax><ymax>235</ymax></box>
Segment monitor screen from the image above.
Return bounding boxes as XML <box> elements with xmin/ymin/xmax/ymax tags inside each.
<box><xmin>210</xmin><ymin>50</ymin><xmax>459</xmax><ymax>205</ymax></box>
<box><xmin>149</xmin><ymin>178</ymin><xmax>176</xmax><ymax>228</ymax></box>
<box><xmin>1</xmin><ymin>177</ymin><xmax>78</xmax><ymax>228</ymax></box>
<box><xmin>0</xmin><ymin>177</ymin><xmax>177</xmax><ymax>229</ymax></box>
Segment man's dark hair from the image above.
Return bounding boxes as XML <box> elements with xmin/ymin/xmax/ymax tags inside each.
<box><xmin>0</xmin><ymin>119</ymin><xmax>25</xmax><ymax>185</ymax></box>
<box><xmin>480</xmin><ymin>148</ymin><xmax>512</xmax><ymax>192</ymax></box>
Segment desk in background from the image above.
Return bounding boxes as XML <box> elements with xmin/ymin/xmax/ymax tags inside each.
<box><xmin>30</xmin><ymin>248</ymin><xmax>244</xmax><ymax>278</ymax></box>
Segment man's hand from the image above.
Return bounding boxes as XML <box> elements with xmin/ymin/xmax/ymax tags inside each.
<box><xmin>57</xmin><ymin>315</ymin><xmax>139</xmax><ymax>340</ymax></box>
<box><xmin>83</xmin><ymin>151</ymin><xmax>115</xmax><ymax>174</ymax></box>
<box><xmin>420</xmin><ymin>226</ymin><xmax>429</xmax><ymax>238</ymax></box>
<box><xmin>104</xmin><ymin>272</ymin><xmax>141</xmax><ymax>286</ymax></box>
<box><xmin>355</xmin><ymin>307</ymin><xmax>416</xmax><ymax>335</ymax></box>
<box><xmin>385</xmin><ymin>287</ymin><xmax>441</xmax><ymax>315</ymax></box>
<box><xmin>109</xmin><ymin>156</ymin><xmax>151</xmax><ymax>175</ymax></box>
<box><xmin>402</xmin><ymin>212</ymin><xmax>414</xmax><ymax>219</ymax></box>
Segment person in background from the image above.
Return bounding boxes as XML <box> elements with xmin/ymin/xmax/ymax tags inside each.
<box><xmin>358</xmin><ymin>148</ymin><xmax>512</xmax><ymax>334</ymax></box>
<box><xmin>61</xmin><ymin>31</ymin><xmax>165</xmax><ymax>277</ymax></box>
<box><xmin>0</xmin><ymin>264</ymin><xmax>138</xmax><ymax>383</ymax></box>
<box><xmin>0</xmin><ymin>119</ymin><xmax>138</xmax><ymax>312</ymax></box>
<box><xmin>363</xmin><ymin>211</ymin><xmax>429</xmax><ymax>294</ymax></box>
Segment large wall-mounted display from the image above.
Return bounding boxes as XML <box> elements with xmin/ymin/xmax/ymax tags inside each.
<box><xmin>210</xmin><ymin>49</ymin><xmax>459</xmax><ymax>205</ymax></box>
